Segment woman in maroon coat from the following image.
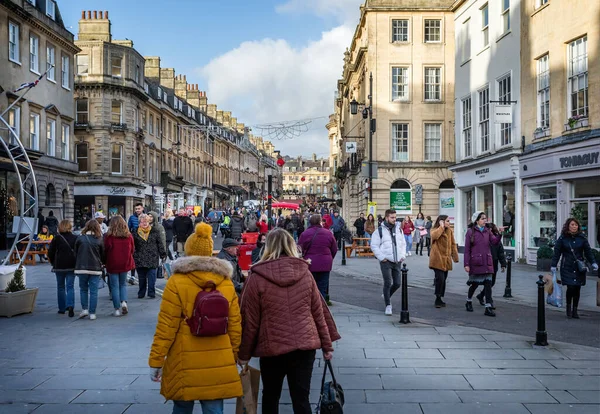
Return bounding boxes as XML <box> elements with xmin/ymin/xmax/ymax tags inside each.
<box><xmin>464</xmin><ymin>211</ymin><xmax>501</xmax><ymax>316</ymax></box>
<box><xmin>298</xmin><ymin>214</ymin><xmax>337</xmax><ymax>301</ymax></box>
<box><xmin>104</xmin><ymin>216</ymin><xmax>135</xmax><ymax>316</ymax></box>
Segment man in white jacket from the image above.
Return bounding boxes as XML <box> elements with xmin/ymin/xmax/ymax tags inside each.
<box><xmin>370</xmin><ymin>209</ymin><xmax>407</xmax><ymax>315</ymax></box>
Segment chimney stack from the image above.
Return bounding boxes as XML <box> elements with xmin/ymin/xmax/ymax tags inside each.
<box><xmin>78</xmin><ymin>10</ymin><xmax>112</xmax><ymax>42</ymax></box>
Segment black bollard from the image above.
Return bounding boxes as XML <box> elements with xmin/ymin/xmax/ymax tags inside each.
<box><xmin>503</xmin><ymin>254</ymin><xmax>513</xmax><ymax>298</ymax></box>
<box><xmin>341</xmin><ymin>239</ymin><xmax>346</xmax><ymax>266</ymax></box>
<box><xmin>399</xmin><ymin>262</ymin><xmax>410</xmax><ymax>324</ymax></box>
<box><xmin>535</xmin><ymin>275</ymin><xmax>548</xmax><ymax>346</ymax></box>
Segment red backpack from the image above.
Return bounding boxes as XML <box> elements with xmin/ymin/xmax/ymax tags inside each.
<box><xmin>185</xmin><ymin>281</ymin><xmax>230</xmax><ymax>337</ymax></box>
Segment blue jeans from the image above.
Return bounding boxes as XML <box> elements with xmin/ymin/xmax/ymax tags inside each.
<box><xmin>312</xmin><ymin>271</ymin><xmax>330</xmax><ymax>299</ymax></box>
<box><xmin>109</xmin><ymin>272</ymin><xmax>128</xmax><ymax>309</ymax></box>
<box><xmin>78</xmin><ymin>274</ymin><xmax>99</xmax><ymax>313</ymax></box>
<box><xmin>55</xmin><ymin>271</ymin><xmax>75</xmax><ymax>312</ymax></box>
<box><xmin>137</xmin><ymin>267</ymin><xmax>157</xmax><ymax>298</ymax></box>
<box><xmin>172</xmin><ymin>399</ymin><xmax>223</xmax><ymax>414</ymax></box>
<box><xmin>404</xmin><ymin>234</ymin><xmax>413</xmax><ymax>253</ymax></box>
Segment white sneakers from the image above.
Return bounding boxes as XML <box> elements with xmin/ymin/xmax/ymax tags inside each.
<box><xmin>78</xmin><ymin>310</ymin><xmax>96</xmax><ymax>320</ymax></box>
<box><xmin>121</xmin><ymin>301</ymin><xmax>128</xmax><ymax>315</ymax></box>
<box><xmin>407</xmin><ymin>251</ymin><xmax>412</xmax><ymax>256</ymax></box>
<box><xmin>113</xmin><ymin>309</ymin><xmax>121</xmax><ymax>317</ymax></box>
<box><xmin>385</xmin><ymin>305</ymin><xmax>393</xmax><ymax>316</ymax></box>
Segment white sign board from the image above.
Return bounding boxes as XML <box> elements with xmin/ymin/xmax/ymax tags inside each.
<box><xmin>345</xmin><ymin>142</ymin><xmax>357</xmax><ymax>153</ymax></box>
<box><xmin>494</xmin><ymin>104</ymin><xmax>512</xmax><ymax>124</ymax></box>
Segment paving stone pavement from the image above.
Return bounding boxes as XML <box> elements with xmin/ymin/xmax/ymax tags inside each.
<box><xmin>0</xmin><ymin>264</ymin><xmax>598</xmax><ymax>413</ymax></box>
<box><xmin>333</xmin><ymin>250</ymin><xmax>600</xmax><ymax>311</ymax></box>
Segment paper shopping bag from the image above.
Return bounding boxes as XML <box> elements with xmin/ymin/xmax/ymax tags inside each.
<box><xmin>236</xmin><ymin>365</ymin><xmax>260</xmax><ymax>414</ymax></box>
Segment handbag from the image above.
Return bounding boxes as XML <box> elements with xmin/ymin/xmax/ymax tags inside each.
<box><xmin>317</xmin><ymin>360</ymin><xmax>344</xmax><ymax>414</ymax></box>
<box><xmin>569</xmin><ymin>246</ymin><xmax>589</xmax><ymax>273</ymax></box>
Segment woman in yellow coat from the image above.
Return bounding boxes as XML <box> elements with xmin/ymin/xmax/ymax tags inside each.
<box><xmin>149</xmin><ymin>222</ymin><xmax>243</xmax><ymax>414</ymax></box>
<box><xmin>429</xmin><ymin>215</ymin><xmax>459</xmax><ymax>309</ymax></box>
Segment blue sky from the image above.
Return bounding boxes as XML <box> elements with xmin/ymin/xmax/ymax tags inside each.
<box><xmin>57</xmin><ymin>0</ymin><xmax>364</xmax><ymax>155</ymax></box>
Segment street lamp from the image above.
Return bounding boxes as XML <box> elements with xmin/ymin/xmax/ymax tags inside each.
<box><xmin>349</xmin><ymin>72</ymin><xmax>375</xmax><ymax>202</ymax></box>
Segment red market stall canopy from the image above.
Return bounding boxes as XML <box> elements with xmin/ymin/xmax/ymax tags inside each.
<box><xmin>271</xmin><ymin>202</ymin><xmax>300</xmax><ymax>210</ymax></box>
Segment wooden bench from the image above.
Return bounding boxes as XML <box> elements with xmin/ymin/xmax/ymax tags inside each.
<box><xmin>345</xmin><ymin>238</ymin><xmax>375</xmax><ymax>258</ymax></box>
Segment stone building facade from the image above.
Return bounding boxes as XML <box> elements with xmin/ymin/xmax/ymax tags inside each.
<box><xmin>333</xmin><ymin>0</ymin><xmax>456</xmax><ymax>223</ymax></box>
<box><xmin>518</xmin><ymin>0</ymin><xmax>600</xmax><ymax>263</ymax></box>
<box><xmin>73</xmin><ymin>11</ymin><xmax>279</xmax><ymax>225</ymax></box>
<box><xmin>282</xmin><ymin>155</ymin><xmax>330</xmax><ymax>203</ymax></box>
<box><xmin>0</xmin><ymin>0</ymin><xmax>80</xmax><ymax>248</ymax></box>
<box><xmin>449</xmin><ymin>0</ymin><xmax>523</xmax><ymax>258</ymax></box>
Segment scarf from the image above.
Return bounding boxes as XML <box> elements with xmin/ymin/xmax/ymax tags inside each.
<box><xmin>138</xmin><ymin>226</ymin><xmax>151</xmax><ymax>241</ymax></box>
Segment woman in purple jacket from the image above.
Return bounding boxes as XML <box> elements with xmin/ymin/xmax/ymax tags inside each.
<box><xmin>298</xmin><ymin>214</ymin><xmax>338</xmax><ymax>304</ymax></box>
<box><xmin>464</xmin><ymin>211</ymin><xmax>501</xmax><ymax>316</ymax></box>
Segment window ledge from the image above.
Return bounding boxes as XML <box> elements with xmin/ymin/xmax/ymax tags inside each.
<box><xmin>30</xmin><ymin>69</ymin><xmax>41</xmax><ymax>76</ymax></box>
<box><xmin>423</xmin><ymin>100</ymin><xmax>445</xmax><ymax>104</ymax></box>
<box><xmin>477</xmin><ymin>45</ymin><xmax>491</xmax><ymax>56</ymax></box>
<box><xmin>391</xmin><ymin>41</ymin><xmax>411</xmax><ymax>45</ymax></box>
<box><xmin>62</xmin><ymin>86</ymin><xmax>71</xmax><ymax>91</ymax></box>
<box><xmin>392</xmin><ymin>99</ymin><xmax>411</xmax><ymax>104</ymax></box>
<box><xmin>531</xmin><ymin>2</ymin><xmax>550</xmax><ymax>17</ymax></box>
<box><xmin>9</xmin><ymin>58</ymin><xmax>22</xmax><ymax>66</ymax></box>
<box><xmin>48</xmin><ymin>78</ymin><xmax>56</xmax><ymax>84</ymax></box>
<box><xmin>460</xmin><ymin>58</ymin><xmax>472</xmax><ymax>67</ymax></box>
<box><xmin>496</xmin><ymin>30</ymin><xmax>512</xmax><ymax>43</ymax></box>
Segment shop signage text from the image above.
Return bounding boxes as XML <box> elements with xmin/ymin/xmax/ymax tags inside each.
<box><xmin>390</xmin><ymin>190</ymin><xmax>412</xmax><ymax>212</ymax></box>
<box><xmin>559</xmin><ymin>152</ymin><xmax>599</xmax><ymax>169</ymax></box>
<box><xmin>494</xmin><ymin>104</ymin><xmax>512</xmax><ymax>124</ymax></box>
<box><xmin>108</xmin><ymin>186</ymin><xmax>126</xmax><ymax>195</ymax></box>
<box><xmin>475</xmin><ymin>168</ymin><xmax>489</xmax><ymax>176</ymax></box>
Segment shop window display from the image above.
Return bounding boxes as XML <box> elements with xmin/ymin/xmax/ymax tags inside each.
<box><xmin>496</xmin><ymin>182</ymin><xmax>515</xmax><ymax>246</ymax></box>
<box><xmin>527</xmin><ymin>184</ymin><xmax>557</xmax><ymax>248</ymax></box>
<box><xmin>477</xmin><ymin>185</ymin><xmax>494</xmax><ymax>223</ymax></box>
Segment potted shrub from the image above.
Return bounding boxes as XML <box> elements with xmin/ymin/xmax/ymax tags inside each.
<box><xmin>536</xmin><ymin>245</ymin><xmax>554</xmax><ymax>271</ymax></box>
<box><xmin>0</xmin><ymin>266</ymin><xmax>38</xmax><ymax>318</ymax></box>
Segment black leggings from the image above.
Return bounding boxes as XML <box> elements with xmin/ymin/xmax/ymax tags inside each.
<box><xmin>566</xmin><ymin>285</ymin><xmax>582</xmax><ymax>308</ymax></box>
<box><xmin>468</xmin><ymin>280</ymin><xmax>493</xmax><ymax>305</ymax></box>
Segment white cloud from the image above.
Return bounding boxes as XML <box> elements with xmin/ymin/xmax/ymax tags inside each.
<box><xmin>276</xmin><ymin>0</ymin><xmax>363</xmax><ymax>25</ymax></box>
<box><xmin>198</xmin><ymin>23</ymin><xmax>356</xmax><ymax>156</ymax></box>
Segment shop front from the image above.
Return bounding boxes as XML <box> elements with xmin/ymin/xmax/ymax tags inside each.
<box><xmin>520</xmin><ymin>137</ymin><xmax>600</xmax><ymax>264</ymax></box>
<box><xmin>74</xmin><ymin>184</ymin><xmax>145</xmax><ymax>229</ymax></box>
<box><xmin>450</xmin><ymin>155</ymin><xmax>521</xmax><ymax>259</ymax></box>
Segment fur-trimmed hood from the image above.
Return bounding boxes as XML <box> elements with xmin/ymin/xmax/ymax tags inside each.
<box><xmin>171</xmin><ymin>256</ymin><xmax>233</xmax><ymax>288</ymax></box>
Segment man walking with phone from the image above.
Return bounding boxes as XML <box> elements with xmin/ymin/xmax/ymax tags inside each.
<box><xmin>370</xmin><ymin>209</ymin><xmax>407</xmax><ymax>315</ymax></box>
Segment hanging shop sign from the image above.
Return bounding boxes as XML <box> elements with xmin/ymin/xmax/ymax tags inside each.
<box><xmin>494</xmin><ymin>104</ymin><xmax>512</xmax><ymax>124</ymax></box>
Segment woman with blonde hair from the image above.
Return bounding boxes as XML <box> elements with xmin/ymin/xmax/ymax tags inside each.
<box><xmin>105</xmin><ymin>216</ymin><xmax>135</xmax><ymax>316</ymax></box>
<box><xmin>239</xmin><ymin>228</ymin><xmax>340</xmax><ymax>413</ymax></box>
<box><xmin>74</xmin><ymin>219</ymin><xmax>104</xmax><ymax>320</ymax></box>
<box><xmin>258</xmin><ymin>213</ymin><xmax>269</xmax><ymax>235</ymax></box>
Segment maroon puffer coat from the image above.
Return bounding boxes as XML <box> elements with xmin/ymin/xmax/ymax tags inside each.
<box><xmin>238</xmin><ymin>256</ymin><xmax>340</xmax><ymax>360</ymax></box>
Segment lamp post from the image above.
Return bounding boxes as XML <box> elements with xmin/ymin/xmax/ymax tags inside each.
<box><xmin>350</xmin><ymin>72</ymin><xmax>375</xmax><ymax>202</ymax></box>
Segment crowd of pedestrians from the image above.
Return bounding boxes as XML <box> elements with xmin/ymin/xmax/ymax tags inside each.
<box><xmin>39</xmin><ymin>200</ymin><xmax>598</xmax><ymax>413</ymax></box>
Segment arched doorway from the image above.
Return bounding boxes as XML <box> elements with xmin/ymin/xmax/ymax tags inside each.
<box><xmin>45</xmin><ymin>184</ymin><xmax>56</xmax><ymax>206</ymax></box>
<box><xmin>390</xmin><ymin>179</ymin><xmax>412</xmax><ymax>215</ymax></box>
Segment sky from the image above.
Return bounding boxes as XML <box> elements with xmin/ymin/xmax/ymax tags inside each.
<box><xmin>57</xmin><ymin>0</ymin><xmax>365</xmax><ymax>157</ymax></box>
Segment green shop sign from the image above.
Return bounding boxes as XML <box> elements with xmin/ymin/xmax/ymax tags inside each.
<box><xmin>390</xmin><ymin>190</ymin><xmax>412</xmax><ymax>212</ymax></box>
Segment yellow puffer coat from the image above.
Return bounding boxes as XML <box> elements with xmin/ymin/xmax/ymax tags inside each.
<box><xmin>149</xmin><ymin>256</ymin><xmax>243</xmax><ymax>401</ymax></box>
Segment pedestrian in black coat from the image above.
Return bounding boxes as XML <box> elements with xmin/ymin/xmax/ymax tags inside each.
<box><xmin>551</xmin><ymin>218</ymin><xmax>597</xmax><ymax>319</ymax></box>
<box><xmin>354</xmin><ymin>213</ymin><xmax>366</xmax><ymax>237</ymax></box>
<box><xmin>45</xmin><ymin>210</ymin><xmax>59</xmax><ymax>235</ymax></box>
